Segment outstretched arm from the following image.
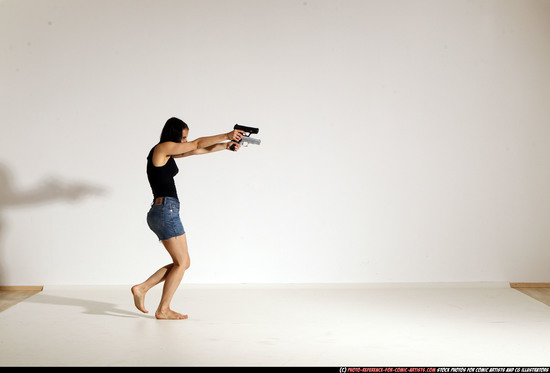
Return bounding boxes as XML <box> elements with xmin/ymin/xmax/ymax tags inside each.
<box><xmin>174</xmin><ymin>142</ymin><xmax>241</xmax><ymax>158</ymax></box>
<box><xmin>152</xmin><ymin>129</ymin><xmax>244</xmax><ymax>165</ymax></box>
<box><xmin>160</xmin><ymin>130</ymin><xmax>243</xmax><ymax>156</ymax></box>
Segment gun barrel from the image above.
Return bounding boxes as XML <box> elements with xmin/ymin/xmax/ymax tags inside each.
<box><xmin>234</xmin><ymin>124</ymin><xmax>259</xmax><ymax>134</ymax></box>
<box><xmin>242</xmin><ymin>137</ymin><xmax>261</xmax><ymax>146</ymax></box>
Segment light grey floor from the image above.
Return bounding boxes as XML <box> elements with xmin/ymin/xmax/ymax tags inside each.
<box><xmin>1</xmin><ymin>283</ymin><xmax>550</xmax><ymax>366</ymax></box>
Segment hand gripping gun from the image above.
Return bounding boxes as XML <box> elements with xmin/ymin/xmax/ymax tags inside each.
<box><xmin>230</xmin><ymin>124</ymin><xmax>261</xmax><ymax>151</ymax></box>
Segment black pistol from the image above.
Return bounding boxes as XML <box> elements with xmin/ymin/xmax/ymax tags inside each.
<box><xmin>230</xmin><ymin>124</ymin><xmax>261</xmax><ymax>151</ymax></box>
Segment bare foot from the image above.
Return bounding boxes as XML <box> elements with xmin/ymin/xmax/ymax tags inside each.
<box><xmin>131</xmin><ymin>285</ymin><xmax>148</xmax><ymax>313</ymax></box>
<box><xmin>155</xmin><ymin>309</ymin><xmax>188</xmax><ymax>320</ymax></box>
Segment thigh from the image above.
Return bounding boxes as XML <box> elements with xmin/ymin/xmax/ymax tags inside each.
<box><xmin>162</xmin><ymin>234</ymin><xmax>190</xmax><ymax>267</ymax></box>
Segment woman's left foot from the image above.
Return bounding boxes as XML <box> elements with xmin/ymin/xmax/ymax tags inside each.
<box><xmin>131</xmin><ymin>285</ymin><xmax>149</xmax><ymax>313</ymax></box>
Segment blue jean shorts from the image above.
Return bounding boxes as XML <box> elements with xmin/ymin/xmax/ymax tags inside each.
<box><xmin>147</xmin><ymin>197</ymin><xmax>185</xmax><ymax>241</ymax></box>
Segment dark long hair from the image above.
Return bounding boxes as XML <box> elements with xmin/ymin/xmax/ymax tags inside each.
<box><xmin>159</xmin><ymin>117</ymin><xmax>189</xmax><ymax>143</ymax></box>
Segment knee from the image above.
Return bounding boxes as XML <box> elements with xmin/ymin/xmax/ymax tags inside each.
<box><xmin>174</xmin><ymin>259</ymin><xmax>190</xmax><ymax>271</ymax></box>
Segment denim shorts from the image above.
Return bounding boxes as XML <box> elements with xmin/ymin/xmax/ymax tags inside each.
<box><xmin>147</xmin><ymin>197</ymin><xmax>185</xmax><ymax>241</ymax></box>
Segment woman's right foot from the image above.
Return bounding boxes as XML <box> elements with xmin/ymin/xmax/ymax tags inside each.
<box><xmin>155</xmin><ymin>308</ymin><xmax>188</xmax><ymax>320</ymax></box>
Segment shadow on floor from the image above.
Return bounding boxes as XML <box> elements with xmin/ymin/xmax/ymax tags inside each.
<box><xmin>26</xmin><ymin>293</ymin><xmax>154</xmax><ymax>319</ymax></box>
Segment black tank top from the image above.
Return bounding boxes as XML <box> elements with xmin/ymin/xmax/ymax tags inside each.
<box><xmin>147</xmin><ymin>145</ymin><xmax>179</xmax><ymax>200</ymax></box>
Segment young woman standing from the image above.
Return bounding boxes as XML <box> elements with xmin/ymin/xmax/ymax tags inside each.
<box><xmin>132</xmin><ymin>117</ymin><xmax>244</xmax><ymax>320</ymax></box>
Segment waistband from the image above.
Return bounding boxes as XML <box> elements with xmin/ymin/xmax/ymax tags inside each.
<box><xmin>153</xmin><ymin>197</ymin><xmax>179</xmax><ymax>206</ymax></box>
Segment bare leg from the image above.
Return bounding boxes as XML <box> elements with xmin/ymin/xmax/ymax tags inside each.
<box><xmin>132</xmin><ymin>264</ymin><xmax>173</xmax><ymax>313</ymax></box>
<box><xmin>155</xmin><ymin>234</ymin><xmax>191</xmax><ymax>320</ymax></box>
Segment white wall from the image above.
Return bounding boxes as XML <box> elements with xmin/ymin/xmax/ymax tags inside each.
<box><xmin>1</xmin><ymin>0</ymin><xmax>549</xmax><ymax>285</ymax></box>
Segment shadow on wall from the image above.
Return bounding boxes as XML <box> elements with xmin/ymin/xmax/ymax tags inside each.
<box><xmin>0</xmin><ymin>162</ymin><xmax>107</xmax><ymax>285</ymax></box>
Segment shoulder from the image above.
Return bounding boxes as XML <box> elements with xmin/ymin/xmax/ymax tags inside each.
<box><xmin>156</xmin><ymin>141</ymin><xmax>186</xmax><ymax>151</ymax></box>
<box><xmin>150</xmin><ymin>143</ymin><xmax>176</xmax><ymax>167</ymax></box>
<box><xmin>147</xmin><ymin>145</ymin><xmax>158</xmax><ymax>158</ymax></box>
<box><xmin>156</xmin><ymin>140</ymin><xmax>199</xmax><ymax>158</ymax></box>
<box><xmin>154</xmin><ymin>142</ymin><xmax>178</xmax><ymax>156</ymax></box>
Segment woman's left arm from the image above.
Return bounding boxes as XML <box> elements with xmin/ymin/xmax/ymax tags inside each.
<box><xmin>174</xmin><ymin>142</ymin><xmax>240</xmax><ymax>158</ymax></box>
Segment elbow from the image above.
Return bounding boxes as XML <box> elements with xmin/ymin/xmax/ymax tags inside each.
<box><xmin>189</xmin><ymin>140</ymin><xmax>200</xmax><ymax>151</ymax></box>
<box><xmin>197</xmin><ymin>139</ymin><xmax>212</xmax><ymax>150</ymax></box>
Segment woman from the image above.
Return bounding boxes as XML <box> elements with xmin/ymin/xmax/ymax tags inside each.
<box><xmin>132</xmin><ymin>117</ymin><xmax>244</xmax><ymax>320</ymax></box>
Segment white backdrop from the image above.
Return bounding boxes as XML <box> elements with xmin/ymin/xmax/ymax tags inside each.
<box><xmin>1</xmin><ymin>0</ymin><xmax>549</xmax><ymax>285</ymax></box>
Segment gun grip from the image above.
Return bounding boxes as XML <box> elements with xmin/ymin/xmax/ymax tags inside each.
<box><xmin>230</xmin><ymin>141</ymin><xmax>239</xmax><ymax>151</ymax></box>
